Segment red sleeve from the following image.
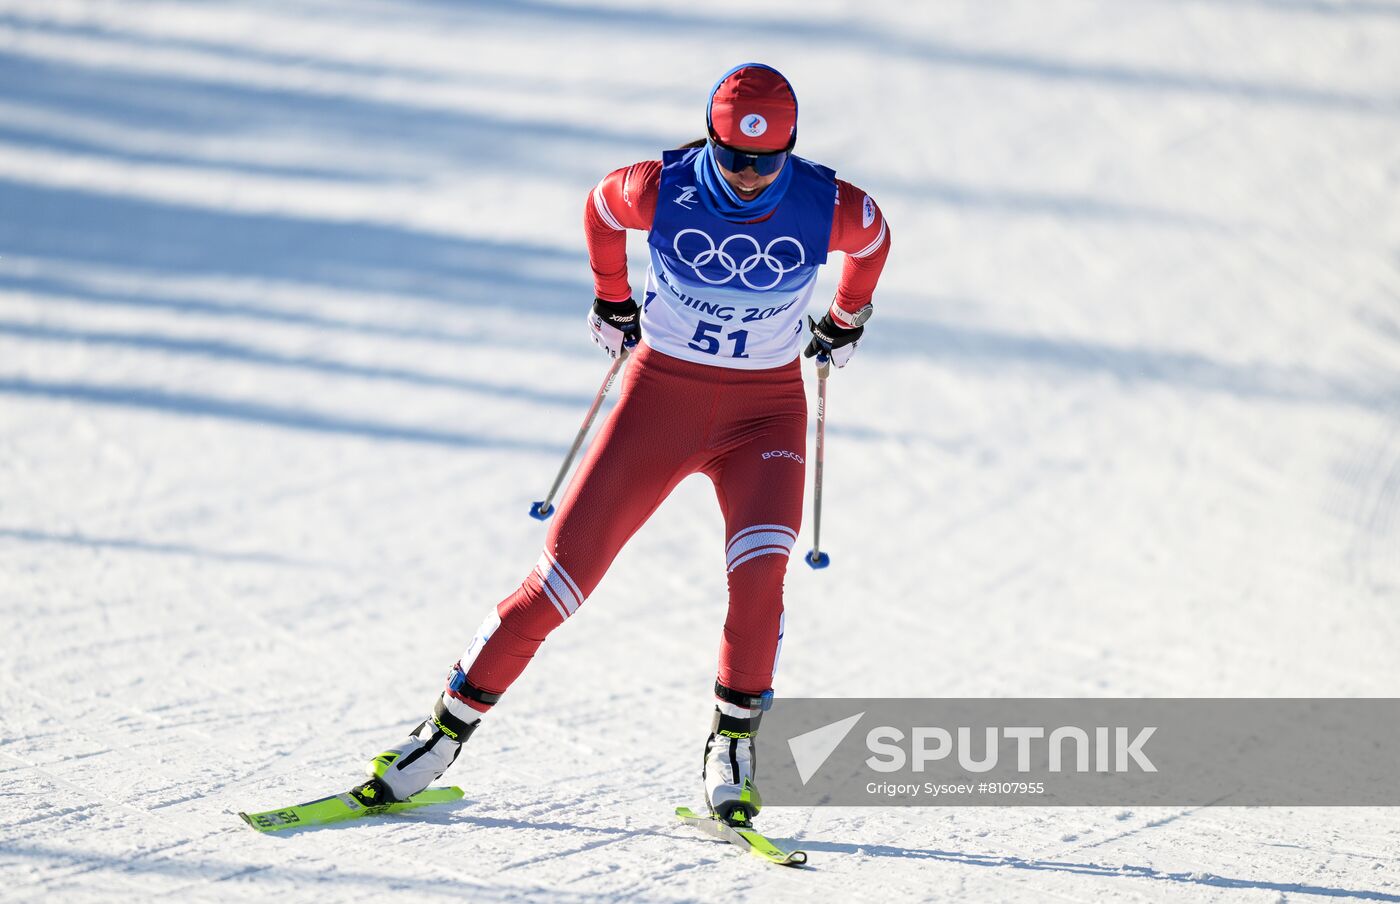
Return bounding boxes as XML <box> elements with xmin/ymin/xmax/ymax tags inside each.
<box><xmin>584</xmin><ymin>161</ymin><xmax>662</xmax><ymax>302</ymax></box>
<box><xmin>825</xmin><ymin>179</ymin><xmax>891</xmax><ymax>327</ymax></box>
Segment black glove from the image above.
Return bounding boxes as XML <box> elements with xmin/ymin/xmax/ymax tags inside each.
<box><xmin>588</xmin><ymin>297</ymin><xmax>641</xmax><ymax>358</ymax></box>
<box><xmin>803</xmin><ymin>313</ymin><xmax>864</xmax><ymax>367</ymax></box>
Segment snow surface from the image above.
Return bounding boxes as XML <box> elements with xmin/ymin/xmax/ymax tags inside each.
<box><xmin>2</xmin><ymin>0</ymin><xmax>1399</xmax><ymax>901</ymax></box>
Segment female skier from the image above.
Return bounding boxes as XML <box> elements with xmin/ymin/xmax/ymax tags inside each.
<box><xmin>358</xmin><ymin>63</ymin><xmax>891</xmax><ymax>826</ymax></box>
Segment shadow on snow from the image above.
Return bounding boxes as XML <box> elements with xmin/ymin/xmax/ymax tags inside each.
<box><xmin>797</xmin><ymin>840</ymin><xmax>1400</xmax><ymax>902</ymax></box>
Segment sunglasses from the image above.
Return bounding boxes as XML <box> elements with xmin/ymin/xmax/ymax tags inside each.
<box><xmin>708</xmin><ymin>139</ymin><xmax>789</xmax><ymax>177</ymax></box>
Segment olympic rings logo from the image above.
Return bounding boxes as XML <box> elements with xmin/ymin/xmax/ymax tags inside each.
<box><xmin>672</xmin><ymin>229</ymin><xmax>805</xmax><ymax>291</ymax></box>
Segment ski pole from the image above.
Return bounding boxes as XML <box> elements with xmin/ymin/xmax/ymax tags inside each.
<box><xmin>805</xmin><ymin>353</ymin><xmax>832</xmax><ymax>568</ymax></box>
<box><xmin>529</xmin><ymin>343</ymin><xmax>632</xmax><ymax>520</ymax></box>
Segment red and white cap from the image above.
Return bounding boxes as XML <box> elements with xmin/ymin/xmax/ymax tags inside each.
<box><xmin>706</xmin><ymin>63</ymin><xmax>797</xmax><ymax>152</ymax></box>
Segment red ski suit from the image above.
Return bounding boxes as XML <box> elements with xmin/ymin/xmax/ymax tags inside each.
<box><xmin>448</xmin><ymin>159</ymin><xmax>891</xmax><ymax>714</ymax></box>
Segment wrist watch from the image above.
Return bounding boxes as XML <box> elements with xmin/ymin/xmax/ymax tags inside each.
<box><xmin>843</xmin><ymin>303</ymin><xmax>874</xmax><ymax>328</ymax></box>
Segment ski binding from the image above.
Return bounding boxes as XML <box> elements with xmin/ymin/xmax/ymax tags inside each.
<box><xmin>675</xmin><ymin>805</ymin><xmax>808</xmax><ymax>866</ymax></box>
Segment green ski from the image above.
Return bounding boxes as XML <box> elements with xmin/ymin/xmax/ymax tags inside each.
<box><xmin>239</xmin><ymin>785</ymin><xmax>464</xmax><ymax>833</ymax></box>
<box><xmin>675</xmin><ymin>806</ymin><xmax>808</xmax><ymax>867</ymax></box>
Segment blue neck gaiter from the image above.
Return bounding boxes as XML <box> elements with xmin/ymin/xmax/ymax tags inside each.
<box><xmin>694</xmin><ymin>143</ymin><xmax>793</xmax><ymax>223</ymax></box>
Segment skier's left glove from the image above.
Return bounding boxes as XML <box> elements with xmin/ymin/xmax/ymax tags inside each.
<box><xmin>588</xmin><ymin>296</ymin><xmax>641</xmax><ymax>359</ymax></box>
<box><xmin>803</xmin><ymin>307</ymin><xmax>869</xmax><ymax>368</ymax></box>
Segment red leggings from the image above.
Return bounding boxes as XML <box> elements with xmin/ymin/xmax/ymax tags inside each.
<box><xmin>454</xmin><ymin>342</ymin><xmax>807</xmax><ymax>711</ymax></box>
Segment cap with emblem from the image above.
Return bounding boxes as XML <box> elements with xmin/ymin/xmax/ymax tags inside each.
<box><xmin>706</xmin><ymin>63</ymin><xmax>798</xmax><ymax>153</ymax></box>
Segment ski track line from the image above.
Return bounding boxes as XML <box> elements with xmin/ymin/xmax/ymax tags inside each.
<box><xmin>1063</xmin><ymin>805</ymin><xmax>1203</xmax><ymax>855</ymax></box>
<box><xmin>497</xmin><ymin>833</ymin><xmax>640</xmax><ymax>874</ymax></box>
<box><xmin>1348</xmin><ymin>417</ymin><xmax>1400</xmax><ymax>593</ymax></box>
<box><xmin>0</xmin><ymin>801</ymin><xmax>102</xmax><ymax>832</ymax></box>
<box><xmin>147</xmin><ymin>864</ymin><xmax>277</xmax><ymax>902</ymax></box>
<box><xmin>1193</xmin><ymin>815</ymin><xmax>1397</xmax><ymax>865</ymax></box>
<box><xmin>3</xmin><ymin>668</ymin><xmax>330</xmax><ymax>803</ymax></box>
<box><xmin>0</xmin><ymin>681</ymin><xmax>258</xmax><ymax>832</ymax></box>
<box><xmin>647</xmin><ymin>853</ymin><xmax>726</xmax><ymax>883</ymax></box>
<box><xmin>0</xmin><ymin>746</ymin><xmax>185</xmax><ymax>826</ymax></box>
<box><xmin>5</xmin><ymin>589</ymin><xmax>446</xmax><ymax>795</ymax></box>
<box><xmin>2</xmin><ymin>670</ymin><xmax>368</xmax><ymax>832</ymax></box>
<box><xmin>113</xmin><ymin>842</ymin><xmax>278</xmax><ymax>904</ymax></box>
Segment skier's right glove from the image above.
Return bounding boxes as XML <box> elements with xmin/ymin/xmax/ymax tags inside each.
<box><xmin>803</xmin><ymin>311</ymin><xmax>865</xmax><ymax>368</ymax></box>
<box><xmin>588</xmin><ymin>296</ymin><xmax>641</xmax><ymax>359</ymax></box>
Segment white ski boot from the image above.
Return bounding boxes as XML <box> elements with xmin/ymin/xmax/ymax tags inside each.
<box><xmin>356</xmin><ymin>694</ymin><xmax>480</xmax><ymax>803</ymax></box>
<box><xmin>703</xmin><ymin>684</ymin><xmax>770</xmax><ymax>825</ymax></box>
